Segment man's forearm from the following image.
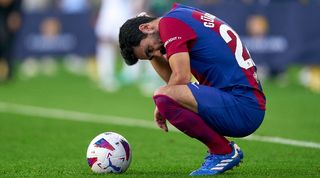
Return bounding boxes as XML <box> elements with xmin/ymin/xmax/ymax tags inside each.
<box><xmin>150</xmin><ymin>56</ymin><xmax>172</xmax><ymax>83</ymax></box>
<box><xmin>166</xmin><ymin>52</ymin><xmax>192</xmax><ymax>86</ymax></box>
<box><xmin>167</xmin><ymin>72</ymin><xmax>191</xmax><ymax>86</ymax></box>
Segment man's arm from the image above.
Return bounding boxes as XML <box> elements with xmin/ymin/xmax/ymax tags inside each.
<box><xmin>150</xmin><ymin>56</ymin><xmax>172</xmax><ymax>83</ymax></box>
<box><xmin>167</xmin><ymin>52</ymin><xmax>192</xmax><ymax>86</ymax></box>
<box><xmin>152</xmin><ymin>52</ymin><xmax>192</xmax><ymax>132</ymax></box>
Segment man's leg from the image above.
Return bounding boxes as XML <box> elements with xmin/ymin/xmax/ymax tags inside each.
<box><xmin>153</xmin><ymin>85</ymin><xmax>231</xmax><ymax>154</ymax></box>
<box><xmin>153</xmin><ymin>85</ymin><xmax>243</xmax><ymax>176</ymax></box>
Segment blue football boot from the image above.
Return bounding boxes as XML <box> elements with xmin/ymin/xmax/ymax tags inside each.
<box><xmin>190</xmin><ymin>142</ymin><xmax>243</xmax><ymax>176</ymax></box>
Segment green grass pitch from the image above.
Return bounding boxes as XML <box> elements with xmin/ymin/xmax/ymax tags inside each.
<box><xmin>0</xmin><ymin>66</ymin><xmax>320</xmax><ymax>177</ymax></box>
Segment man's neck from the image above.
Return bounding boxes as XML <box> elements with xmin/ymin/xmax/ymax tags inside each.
<box><xmin>150</xmin><ymin>18</ymin><xmax>161</xmax><ymax>31</ymax></box>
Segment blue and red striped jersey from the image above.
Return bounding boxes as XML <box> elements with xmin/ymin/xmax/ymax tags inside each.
<box><xmin>159</xmin><ymin>3</ymin><xmax>266</xmax><ymax>110</ymax></box>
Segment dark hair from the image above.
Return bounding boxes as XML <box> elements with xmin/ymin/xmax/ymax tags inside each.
<box><xmin>119</xmin><ymin>16</ymin><xmax>157</xmax><ymax>65</ymax></box>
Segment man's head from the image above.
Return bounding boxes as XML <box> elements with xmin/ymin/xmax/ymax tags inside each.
<box><xmin>119</xmin><ymin>16</ymin><xmax>166</xmax><ymax>65</ymax></box>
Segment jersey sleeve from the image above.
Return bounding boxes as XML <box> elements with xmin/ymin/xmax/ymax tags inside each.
<box><xmin>159</xmin><ymin>17</ymin><xmax>197</xmax><ymax>59</ymax></box>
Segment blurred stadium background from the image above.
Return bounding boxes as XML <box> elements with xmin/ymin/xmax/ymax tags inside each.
<box><xmin>0</xmin><ymin>0</ymin><xmax>320</xmax><ymax>177</ymax></box>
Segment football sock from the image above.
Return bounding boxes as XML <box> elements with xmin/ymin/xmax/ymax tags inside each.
<box><xmin>153</xmin><ymin>94</ymin><xmax>232</xmax><ymax>154</ymax></box>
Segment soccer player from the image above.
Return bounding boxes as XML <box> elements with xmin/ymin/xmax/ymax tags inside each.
<box><xmin>119</xmin><ymin>3</ymin><xmax>266</xmax><ymax>176</ymax></box>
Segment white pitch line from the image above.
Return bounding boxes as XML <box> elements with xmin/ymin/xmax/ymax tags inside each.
<box><xmin>0</xmin><ymin>101</ymin><xmax>159</xmax><ymax>130</ymax></box>
<box><xmin>0</xmin><ymin>101</ymin><xmax>320</xmax><ymax>150</ymax></box>
<box><xmin>244</xmin><ymin>135</ymin><xmax>320</xmax><ymax>149</ymax></box>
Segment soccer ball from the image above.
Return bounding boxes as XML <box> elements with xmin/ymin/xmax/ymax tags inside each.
<box><xmin>86</xmin><ymin>132</ymin><xmax>132</xmax><ymax>173</ymax></box>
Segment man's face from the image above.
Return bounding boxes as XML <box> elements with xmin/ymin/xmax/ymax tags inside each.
<box><xmin>133</xmin><ymin>32</ymin><xmax>166</xmax><ymax>60</ymax></box>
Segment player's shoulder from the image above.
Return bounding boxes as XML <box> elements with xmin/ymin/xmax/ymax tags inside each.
<box><xmin>163</xmin><ymin>3</ymin><xmax>195</xmax><ymax>18</ymax></box>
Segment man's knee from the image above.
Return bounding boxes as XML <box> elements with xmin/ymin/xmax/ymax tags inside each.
<box><xmin>153</xmin><ymin>86</ymin><xmax>170</xmax><ymax>97</ymax></box>
<box><xmin>153</xmin><ymin>94</ymin><xmax>181</xmax><ymax>119</ymax></box>
<box><xmin>153</xmin><ymin>86</ymin><xmax>174</xmax><ymax>108</ymax></box>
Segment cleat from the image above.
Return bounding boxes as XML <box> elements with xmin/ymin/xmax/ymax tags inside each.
<box><xmin>232</xmin><ymin>142</ymin><xmax>243</xmax><ymax>160</ymax></box>
<box><xmin>190</xmin><ymin>142</ymin><xmax>243</xmax><ymax>176</ymax></box>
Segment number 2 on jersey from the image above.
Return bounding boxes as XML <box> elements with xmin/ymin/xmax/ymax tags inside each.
<box><xmin>201</xmin><ymin>13</ymin><xmax>255</xmax><ymax>70</ymax></box>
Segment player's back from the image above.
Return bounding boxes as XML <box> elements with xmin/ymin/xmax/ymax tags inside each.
<box><xmin>160</xmin><ymin>3</ymin><xmax>266</xmax><ymax>110</ymax></box>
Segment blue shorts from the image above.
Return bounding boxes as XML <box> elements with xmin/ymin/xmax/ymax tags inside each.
<box><xmin>187</xmin><ymin>82</ymin><xmax>265</xmax><ymax>137</ymax></box>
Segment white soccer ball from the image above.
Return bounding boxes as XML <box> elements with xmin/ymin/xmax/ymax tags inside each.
<box><xmin>86</xmin><ymin>132</ymin><xmax>132</xmax><ymax>174</ymax></box>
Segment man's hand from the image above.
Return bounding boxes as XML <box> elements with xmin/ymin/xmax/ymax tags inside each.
<box><xmin>154</xmin><ymin>107</ymin><xmax>168</xmax><ymax>132</ymax></box>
